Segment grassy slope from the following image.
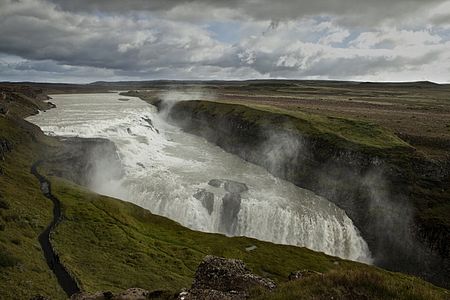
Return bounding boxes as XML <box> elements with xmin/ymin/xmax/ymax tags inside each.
<box><xmin>50</xmin><ymin>177</ymin><xmax>339</xmax><ymax>292</ymax></box>
<box><xmin>48</xmin><ymin>178</ymin><xmax>448</xmax><ymax>299</ymax></box>
<box><xmin>0</xmin><ymin>117</ymin><xmax>66</xmax><ymax>299</ymax></box>
<box><xmin>252</xmin><ymin>269</ymin><xmax>448</xmax><ymax>300</ymax></box>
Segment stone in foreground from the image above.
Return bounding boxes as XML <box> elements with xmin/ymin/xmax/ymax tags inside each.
<box><xmin>178</xmin><ymin>255</ymin><xmax>276</xmax><ymax>300</ymax></box>
<box><xmin>70</xmin><ymin>288</ymin><xmax>162</xmax><ymax>300</ymax></box>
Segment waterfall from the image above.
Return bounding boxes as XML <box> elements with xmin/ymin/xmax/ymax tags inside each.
<box><xmin>27</xmin><ymin>92</ymin><xmax>373</xmax><ymax>263</ymax></box>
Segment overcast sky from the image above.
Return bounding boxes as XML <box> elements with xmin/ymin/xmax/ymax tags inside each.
<box><xmin>0</xmin><ymin>0</ymin><xmax>449</xmax><ymax>83</ymax></box>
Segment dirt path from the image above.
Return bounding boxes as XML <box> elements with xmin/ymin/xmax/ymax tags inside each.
<box><xmin>31</xmin><ymin>160</ymin><xmax>80</xmax><ymax>298</ymax></box>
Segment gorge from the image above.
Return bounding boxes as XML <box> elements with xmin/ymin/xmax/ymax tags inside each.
<box><xmin>27</xmin><ymin>93</ymin><xmax>372</xmax><ymax>263</ymax></box>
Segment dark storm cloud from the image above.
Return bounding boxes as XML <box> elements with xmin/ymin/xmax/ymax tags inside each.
<box><xmin>0</xmin><ymin>0</ymin><xmax>449</xmax><ymax>82</ymax></box>
<box><xmin>48</xmin><ymin>0</ymin><xmax>445</xmax><ymax>25</ymax></box>
<box><xmin>0</xmin><ymin>0</ymin><xmax>231</xmax><ymax>71</ymax></box>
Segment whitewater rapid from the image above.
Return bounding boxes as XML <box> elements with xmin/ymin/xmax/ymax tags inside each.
<box><xmin>27</xmin><ymin>93</ymin><xmax>372</xmax><ymax>263</ymax></box>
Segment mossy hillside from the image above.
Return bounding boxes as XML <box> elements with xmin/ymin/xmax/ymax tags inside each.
<box><xmin>48</xmin><ymin>176</ymin><xmax>448</xmax><ymax>299</ymax></box>
<box><xmin>170</xmin><ymin>100</ymin><xmax>412</xmax><ymax>155</ymax></box>
<box><xmin>0</xmin><ymin>117</ymin><xmax>66</xmax><ymax>299</ymax></box>
<box><xmin>49</xmin><ymin>176</ymin><xmax>342</xmax><ymax>293</ymax></box>
<box><xmin>252</xmin><ymin>269</ymin><xmax>448</xmax><ymax>300</ymax></box>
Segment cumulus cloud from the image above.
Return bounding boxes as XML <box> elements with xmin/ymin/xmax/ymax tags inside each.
<box><xmin>0</xmin><ymin>0</ymin><xmax>449</xmax><ymax>82</ymax></box>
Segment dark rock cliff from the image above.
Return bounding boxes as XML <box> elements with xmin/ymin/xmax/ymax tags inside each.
<box><xmin>44</xmin><ymin>137</ymin><xmax>124</xmax><ymax>188</ymax></box>
<box><xmin>163</xmin><ymin>100</ymin><xmax>449</xmax><ymax>288</ymax></box>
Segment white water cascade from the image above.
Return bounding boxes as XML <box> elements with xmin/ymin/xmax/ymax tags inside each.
<box><xmin>27</xmin><ymin>93</ymin><xmax>372</xmax><ymax>263</ymax></box>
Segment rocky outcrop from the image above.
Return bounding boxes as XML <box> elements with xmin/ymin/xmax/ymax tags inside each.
<box><xmin>223</xmin><ymin>180</ymin><xmax>248</xmax><ymax>194</ymax></box>
<box><xmin>220</xmin><ymin>193</ymin><xmax>241</xmax><ymax>235</ymax></box>
<box><xmin>208</xmin><ymin>179</ymin><xmax>223</xmax><ymax>188</ymax></box>
<box><xmin>193</xmin><ymin>189</ymin><xmax>215</xmax><ymax>214</ymax></box>
<box><xmin>207</xmin><ymin>179</ymin><xmax>248</xmax><ymax>194</ymax></box>
<box><xmin>44</xmin><ymin>137</ymin><xmax>124</xmax><ymax>187</ymax></box>
<box><xmin>202</xmin><ymin>179</ymin><xmax>248</xmax><ymax>234</ymax></box>
<box><xmin>0</xmin><ymin>85</ymin><xmax>56</xmax><ymax>117</ymax></box>
<box><xmin>164</xmin><ymin>100</ymin><xmax>450</xmax><ymax>288</ymax></box>
<box><xmin>179</xmin><ymin>256</ymin><xmax>276</xmax><ymax>300</ymax></box>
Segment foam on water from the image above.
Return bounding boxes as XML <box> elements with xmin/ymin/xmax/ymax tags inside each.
<box><xmin>27</xmin><ymin>93</ymin><xmax>372</xmax><ymax>263</ymax></box>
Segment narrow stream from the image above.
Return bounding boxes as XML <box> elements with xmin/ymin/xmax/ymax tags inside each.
<box><xmin>27</xmin><ymin>93</ymin><xmax>372</xmax><ymax>263</ymax></box>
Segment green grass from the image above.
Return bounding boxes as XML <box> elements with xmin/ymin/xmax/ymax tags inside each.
<box><xmin>252</xmin><ymin>269</ymin><xmax>448</xmax><ymax>300</ymax></box>
<box><xmin>0</xmin><ymin>117</ymin><xmax>66</xmax><ymax>299</ymax></box>
<box><xmin>172</xmin><ymin>100</ymin><xmax>412</xmax><ymax>154</ymax></box>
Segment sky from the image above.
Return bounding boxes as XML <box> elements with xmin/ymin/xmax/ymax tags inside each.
<box><xmin>0</xmin><ymin>0</ymin><xmax>449</xmax><ymax>83</ymax></box>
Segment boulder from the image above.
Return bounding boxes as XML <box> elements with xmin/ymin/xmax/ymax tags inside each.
<box><xmin>178</xmin><ymin>256</ymin><xmax>276</xmax><ymax>300</ymax></box>
<box><xmin>70</xmin><ymin>288</ymin><xmax>157</xmax><ymax>300</ymax></box>
<box><xmin>223</xmin><ymin>180</ymin><xmax>248</xmax><ymax>194</ymax></box>
<box><xmin>178</xmin><ymin>288</ymin><xmax>242</xmax><ymax>300</ymax></box>
<box><xmin>47</xmin><ymin>101</ymin><xmax>57</xmax><ymax>109</ymax></box>
<box><xmin>193</xmin><ymin>189</ymin><xmax>215</xmax><ymax>214</ymax></box>
<box><xmin>114</xmin><ymin>288</ymin><xmax>151</xmax><ymax>299</ymax></box>
<box><xmin>208</xmin><ymin>179</ymin><xmax>223</xmax><ymax>188</ymax></box>
<box><xmin>142</xmin><ymin>117</ymin><xmax>154</xmax><ymax>128</ymax></box>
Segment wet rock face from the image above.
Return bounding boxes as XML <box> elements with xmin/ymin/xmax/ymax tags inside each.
<box><xmin>208</xmin><ymin>179</ymin><xmax>248</xmax><ymax>194</ymax></box>
<box><xmin>45</xmin><ymin>137</ymin><xmax>124</xmax><ymax>187</ymax></box>
<box><xmin>193</xmin><ymin>189</ymin><xmax>215</xmax><ymax>214</ymax></box>
<box><xmin>208</xmin><ymin>179</ymin><xmax>223</xmax><ymax>188</ymax></box>
<box><xmin>223</xmin><ymin>180</ymin><xmax>248</xmax><ymax>194</ymax></box>
<box><xmin>206</xmin><ymin>179</ymin><xmax>248</xmax><ymax>235</ymax></box>
<box><xmin>220</xmin><ymin>193</ymin><xmax>241</xmax><ymax>234</ymax></box>
<box><xmin>47</xmin><ymin>102</ymin><xmax>56</xmax><ymax>109</ymax></box>
<box><xmin>142</xmin><ymin>117</ymin><xmax>160</xmax><ymax>134</ymax></box>
<box><xmin>179</xmin><ymin>255</ymin><xmax>276</xmax><ymax>300</ymax></box>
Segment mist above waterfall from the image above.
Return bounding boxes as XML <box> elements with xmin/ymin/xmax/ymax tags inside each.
<box><xmin>157</xmin><ymin>89</ymin><xmax>215</xmax><ymax>117</ymax></box>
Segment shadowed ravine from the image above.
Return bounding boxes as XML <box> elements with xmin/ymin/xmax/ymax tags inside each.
<box><xmin>31</xmin><ymin>160</ymin><xmax>80</xmax><ymax>297</ymax></box>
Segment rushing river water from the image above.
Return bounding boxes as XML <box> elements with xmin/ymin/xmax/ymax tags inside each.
<box><xmin>27</xmin><ymin>93</ymin><xmax>372</xmax><ymax>263</ymax></box>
